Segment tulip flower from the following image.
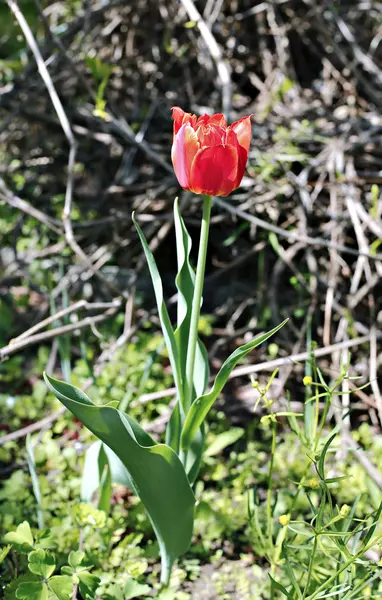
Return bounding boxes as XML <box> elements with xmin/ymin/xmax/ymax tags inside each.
<box><xmin>44</xmin><ymin>102</ymin><xmax>286</xmax><ymax>592</ymax></box>
<box><xmin>171</xmin><ymin>107</ymin><xmax>252</xmax><ymax>197</ymax></box>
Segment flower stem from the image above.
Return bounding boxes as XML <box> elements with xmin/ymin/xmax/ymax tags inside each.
<box><xmin>184</xmin><ymin>194</ymin><xmax>212</xmax><ymax>417</ymax></box>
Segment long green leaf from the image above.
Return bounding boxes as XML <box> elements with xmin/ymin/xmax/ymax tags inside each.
<box><xmin>133</xmin><ymin>214</ymin><xmax>183</xmax><ymax>409</ymax></box>
<box><xmin>171</xmin><ymin>200</ymin><xmax>209</xmax><ymax>481</ymax></box>
<box><xmin>173</xmin><ymin>198</ymin><xmax>210</xmax><ymax>401</ymax></box>
<box><xmin>269</xmin><ymin>575</ymin><xmax>292</xmax><ymax>598</ymax></box>
<box><xmin>174</xmin><ymin>197</ymin><xmax>195</xmax><ymax>390</ymax></box>
<box><xmin>181</xmin><ymin>320</ymin><xmax>288</xmax><ymax>450</ymax></box>
<box><xmin>44</xmin><ymin>373</ymin><xmax>195</xmax><ymax>565</ymax></box>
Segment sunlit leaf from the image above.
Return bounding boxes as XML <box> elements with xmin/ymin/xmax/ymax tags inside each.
<box><xmin>181</xmin><ymin>320</ymin><xmax>287</xmax><ymax>450</ymax></box>
<box><xmin>28</xmin><ymin>549</ymin><xmax>55</xmax><ymax>579</ymax></box>
<box><xmin>4</xmin><ymin>521</ymin><xmax>34</xmax><ymax>551</ymax></box>
<box><xmin>16</xmin><ymin>582</ymin><xmax>48</xmax><ymax>600</ymax></box>
<box><xmin>44</xmin><ymin>374</ymin><xmax>195</xmax><ymax>572</ymax></box>
<box><xmin>47</xmin><ymin>576</ymin><xmax>73</xmax><ymax>600</ymax></box>
<box><xmin>133</xmin><ymin>214</ymin><xmax>183</xmax><ymax>408</ymax></box>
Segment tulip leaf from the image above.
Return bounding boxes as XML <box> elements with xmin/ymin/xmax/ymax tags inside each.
<box><xmin>172</xmin><ymin>199</ymin><xmax>209</xmax><ymax>481</ymax></box>
<box><xmin>173</xmin><ymin>199</ymin><xmax>210</xmax><ymax>403</ymax></box>
<box><xmin>97</xmin><ymin>446</ymin><xmax>112</xmax><ymax>514</ymax></box>
<box><xmin>165</xmin><ymin>401</ymin><xmax>181</xmax><ymax>454</ymax></box>
<box><xmin>181</xmin><ymin>320</ymin><xmax>288</xmax><ymax>450</ymax></box>
<box><xmin>81</xmin><ymin>441</ymin><xmax>132</xmax><ymax>512</ymax></box>
<box><xmin>133</xmin><ymin>213</ymin><xmax>184</xmax><ymax>410</ymax></box>
<box><xmin>43</xmin><ymin>373</ymin><xmax>195</xmax><ymax>568</ymax></box>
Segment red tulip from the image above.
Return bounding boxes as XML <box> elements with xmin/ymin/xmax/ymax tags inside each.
<box><xmin>171</xmin><ymin>107</ymin><xmax>252</xmax><ymax>197</ymax></box>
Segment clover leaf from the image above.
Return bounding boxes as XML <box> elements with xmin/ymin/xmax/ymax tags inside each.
<box><xmin>68</xmin><ymin>550</ymin><xmax>85</xmax><ymax>570</ymax></box>
<box><xmin>61</xmin><ymin>551</ymin><xmax>99</xmax><ymax>599</ymax></box>
<box><xmin>16</xmin><ymin>581</ymin><xmax>48</xmax><ymax>600</ymax></box>
<box><xmin>28</xmin><ymin>549</ymin><xmax>55</xmax><ymax>579</ymax></box>
<box><xmin>4</xmin><ymin>522</ymin><xmax>34</xmax><ymax>551</ymax></box>
<box><xmin>47</xmin><ymin>576</ymin><xmax>73</xmax><ymax>600</ymax></box>
<box><xmin>124</xmin><ymin>578</ymin><xmax>151</xmax><ymax>599</ymax></box>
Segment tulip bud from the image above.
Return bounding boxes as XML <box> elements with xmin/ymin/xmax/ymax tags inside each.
<box><xmin>171</xmin><ymin>107</ymin><xmax>252</xmax><ymax>197</ymax></box>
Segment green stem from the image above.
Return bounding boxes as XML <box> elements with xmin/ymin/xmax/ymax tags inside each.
<box><xmin>184</xmin><ymin>195</ymin><xmax>212</xmax><ymax>409</ymax></box>
<box><xmin>266</xmin><ymin>417</ymin><xmax>277</xmax><ymax>546</ymax></box>
<box><xmin>182</xmin><ymin>195</ymin><xmax>212</xmax><ymax>461</ymax></box>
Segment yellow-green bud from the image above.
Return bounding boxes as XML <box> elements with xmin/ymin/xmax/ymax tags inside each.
<box><xmin>279</xmin><ymin>514</ymin><xmax>290</xmax><ymax>526</ymax></box>
<box><xmin>307</xmin><ymin>478</ymin><xmax>320</xmax><ymax>488</ymax></box>
<box><xmin>303</xmin><ymin>375</ymin><xmax>313</xmax><ymax>386</ymax></box>
<box><xmin>73</xmin><ymin>503</ymin><xmax>106</xmax><ymax>528</ymax></box>
<box><xmin>339</xmin><ymin>504</ymin><xmax>350</xmax><ymax>518</ymax></box>
<box><xmin>261</xmin><ymin>415</ymin><xmax>271</xmax><ymax>425</ymax></box>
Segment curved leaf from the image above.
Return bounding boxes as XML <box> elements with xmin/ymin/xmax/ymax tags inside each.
<box><xmin>167</xmin><ymin>200</ymin><xmax>209</xmax><ymax>478</ymax></box>
<box><xmin>181</xmin><ymin>320</ymin><xmax>288</xmax><ymax>450</ymax></box>
<box><xmin>44</xmin><ymin>374</ymin><xmax>195</xmax><ymax>565</ymax></box>
<box><xmin>133</xmin><ymin>214</ymin><xmax>184</xmax><ymax>409</ymax></box>
<box><xmin>173</xmin><ymin>199</ymin><xmax>210</xmax><ymax>403</ymax></box>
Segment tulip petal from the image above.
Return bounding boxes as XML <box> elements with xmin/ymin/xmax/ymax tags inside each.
<box><xmin>231</xmin><ymin>116</ymin><xmax>252</xmax><ymax>153</ymax></box>
<box><xmin>196</xmin><ymin>124</ymin><xmax>225</xmax><ymax>147</ymax></box>
<box><xmin>172</xmin><ymin>107</ymin><xmax>186</xmax><ymax>134</ymax></box>
<box><xmin>171</xmin><ymin>123</ymin><xmax>200</xmax><ymax>190</ymax></box>
<box><xmin>207</xmin><ymin>113</ymin><xmax>227</xmax><ymax>127</ymax></box>
<box><xmin>171</xmin><ymin>107</ymin><xmax>197</xmax><ymax>135</ymax></box>
<box><xmin>233</xmin><ymin>144</ymin><xmax>248</xmax><ymax>189</ymax></box>
<box><xmin>189</xmin><ymin>145</ymin><xmax>238</xmax><ymax>197</ymax></box>
<box><xmin>196</xmin><ymin>113</ymin><xmax>226</xmax><ymax>128</ymax></box>
<box><xmin>225</xmin><ymin>128</ymin><xmax>248</xmax><ymax>188</ymax></box>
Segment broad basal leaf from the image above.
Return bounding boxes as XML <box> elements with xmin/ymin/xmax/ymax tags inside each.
<box><xmin>44</xmin><ymin>374</ymin><xmax>195</xmax><ymax>566</ymax></box>
<box><xmin>181</xmin><ymin>320</ymin><xmax>288</xmax><ymax>450</ymax></box>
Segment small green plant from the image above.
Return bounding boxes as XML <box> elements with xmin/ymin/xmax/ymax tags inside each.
<box><xmin>249</xmin><ymin>362</ymin><xmax>382</xmax><ymax>598</ymax></box>
<box><xmin>85</xmin><ymin>55</ymin><xmax>113</xmax><ymax>120</ymax></box>
<box><xmin>3</xmin><ymin>520</ymin><xmax>100</xmax><ymax>600</ymax></box>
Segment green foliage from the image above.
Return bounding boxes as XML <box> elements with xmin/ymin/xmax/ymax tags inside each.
<box><xmin>43</xmin><ymin>373</ymin><xmax>195</xmax><ymax>579</ymax></box>
<box><xmin>8</xmin><ymin>548</ymin><xmax>73</xmax><ymax>600</ymax></box>
<box><xmin>248</xmin><ymin>365</ymin><xmax>382</xmax><ymax>598</ymax></box>
<box><xmin>62</xmin><ymin>551</ymin><xmax>100</xmax><ymax>599</ymax></box>
<box><xmin>4</xmin><ymin>521</ymin><xmax>34</xmax><ymax>550</ymax></box>
<box><xmin>180</xmin><ymin>320</ymin><xmax>287</xmax><ymax>451</ymax></box>
<box><xmin>85</xmin><ymin>55</ymin><xmax>114</xmax><ymax>119</ymax></box>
